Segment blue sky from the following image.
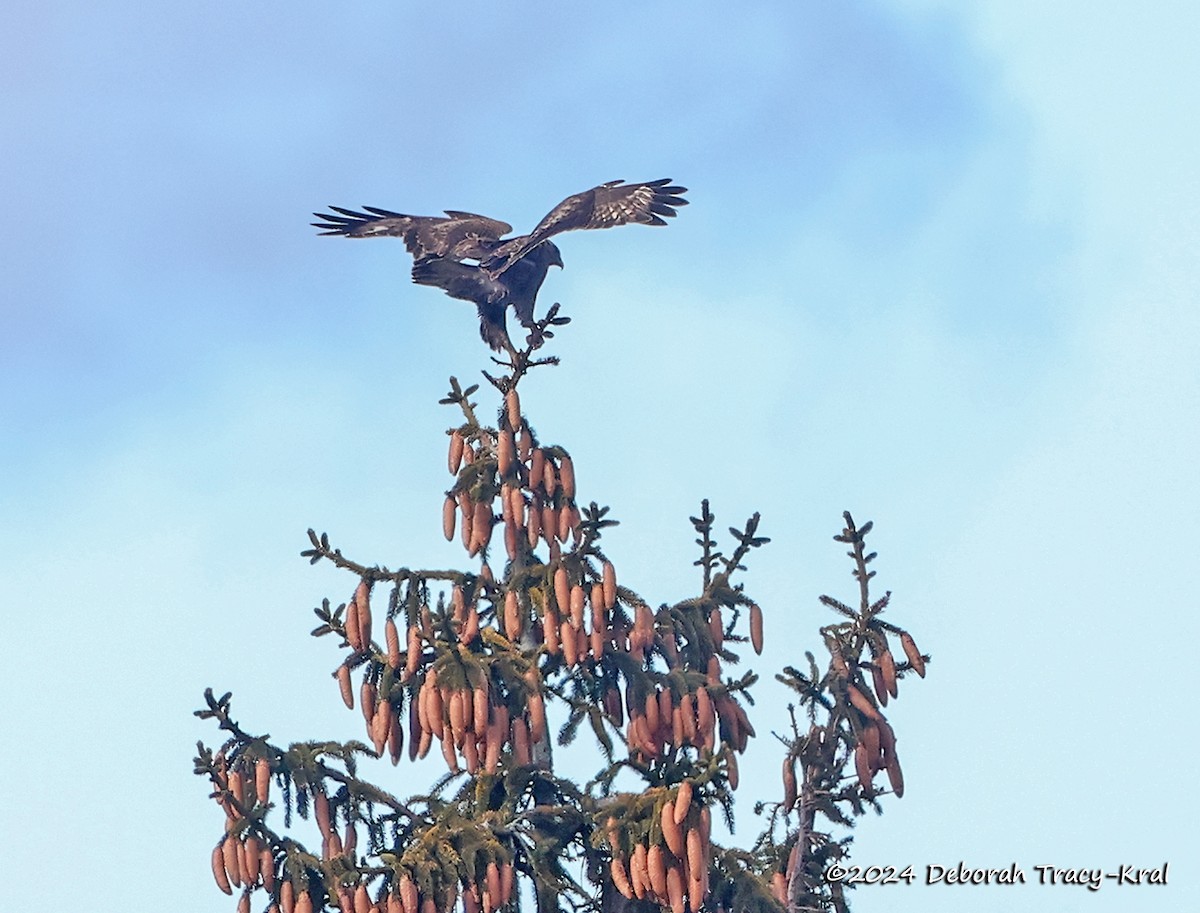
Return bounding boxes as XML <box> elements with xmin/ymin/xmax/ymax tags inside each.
<box><xmin>2</xmin><ymin>2</ymin><xmax>1198</xmax><ymax>911</ymax></box>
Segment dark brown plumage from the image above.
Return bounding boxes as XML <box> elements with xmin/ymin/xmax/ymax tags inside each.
<box><xmin>312</xmin><ymin>179</ymin><xmax>687</xmax><ymax>350</ymax></box>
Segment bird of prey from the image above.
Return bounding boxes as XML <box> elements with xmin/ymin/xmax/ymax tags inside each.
<box><xmin>312</xmin><ymin>179</ymin><xmax>687</xmax><ymax>350</ymax></box>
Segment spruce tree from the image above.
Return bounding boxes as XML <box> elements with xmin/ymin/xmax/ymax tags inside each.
<box><xmin>195</xmin><ymin>305</ymin><xmax>930</xmax><ymax>913</ymax></box>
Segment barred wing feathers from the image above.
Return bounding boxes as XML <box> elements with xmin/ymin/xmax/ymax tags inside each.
<box><xmin>311</xmin><ymin>207</ymin><xmax>512</xmax><ymax>261</ymax></box>
<box><xmin>482</xmin><ymin>179</ymin><xmax>688</xmax><ymax>275</ymax></box>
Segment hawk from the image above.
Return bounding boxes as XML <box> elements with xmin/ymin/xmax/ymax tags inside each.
<box><xmin>313</xmin><ymin>179</ymin><xmax>688</xmax><ymax>350</ymax></box>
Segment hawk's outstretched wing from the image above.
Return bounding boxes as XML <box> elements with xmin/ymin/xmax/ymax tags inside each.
<box><xmin>482</xmin><ymin>179</ymin><xmax>688</xmax><ymax>276</ymax></box>
<box><xmin>311</xmin><ymin>207</ymin><xmax>512</xmax><ymax>262</ymax></box>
